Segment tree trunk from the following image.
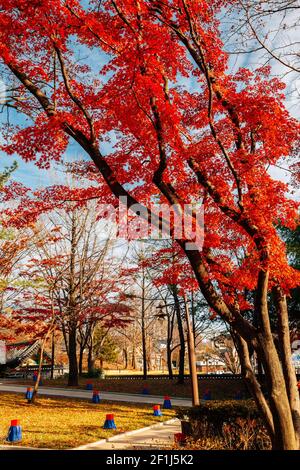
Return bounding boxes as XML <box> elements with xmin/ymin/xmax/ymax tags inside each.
<box><xmin>234</xmin><ymin>332</ymin><xmax>275</xmax><ymax>441</ymax></box>
<box><xmin>29</xmin><ymin>323</ymin><xmax>55</xmax><ymax>403</ymax></box>
<box><xmin>88</xmin><ymin>345</ymin><xmax>95</xmax><ymax>375</ymax></box>
<box><xmin>131</xmin><ymin>343</ymin><xmax>136</xmax><ymax>369</ymax></box>
<box><xmin>184</xmin><ymin>245</ymin><xmax>299</xmax><ymax>449</ymax></box>
<box><xmin>167</xmin><ymin>338</ymin><xmax>173</xmax><ymax>380</ymax></box>
<box><xmin>68</xmin><ymin>324</ymin><xmax>78</xmax><ymax>386</ymax></box>
<box><xmin>141</xmin><ymin>272</ymin><xmax>147</xmax><ymax>380</ymax></box>
<box><xmin>167</xmin><ymin>306</ymin><xmax>175</xmax><ymax>380</ymax></box>
<box><xmin>273</xmin><ymin>286</ymin><xmax>300</xmax><ymax>445</ymax></box>
<box><xmin>177</xmin><ymin>321</ymin><xmax>185</xmax><ymax>384</ymax></box>
<box><xmin>29</xmin><ymin>339</ymin><xmax>46</xmax><ymax>404</ymax></box>
<box><xmin>50</xmin><ymin>330</ymin><xmax>55</xmax><ymax>380</ymax></box>
<box><xmin>67</xmin><ymin>211</ymin><xmax>79</xmax><ymax>387</ymax></box>
<box><xmin>253</xmin><ymin>271</ymin><xmax>297</xmax><ymax>449</ymax></box>
<box><xmin>123</xmin><ymin>348</ymin><xmax>128</xmax><ymax>369</ymax></box>
<box><xmin>184</xmin><ymin>294</ymin><xmax>200</xmax><ymax>406</ymax></box>
<box><xmin>191</xmin><ymin>291</ymin><xmax>196</xmax><ymax>343</ymax></box>
<box><xmin>78</xmin><ymin>345</ymin><xmax>84</xmax><ymax>376</ymax></box>
<box><xmin>258</xmin><ymin>336</ymin><xmax>297</xmax><ymax>449</ymax></box>
<box><xmin>171</xmin><ymin>286</ymin><xmax>185</xmax><ymax>384</ymax></box>
<box><xmin>141</xmin><ymin>325</ymin><xmax>147</xmax><ymax>379</ymax></box>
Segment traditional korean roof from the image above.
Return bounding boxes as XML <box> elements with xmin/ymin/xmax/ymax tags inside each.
<box><xmin>0</xmin><ymin>340</ymin><xmax>40</xmax><ymax>371</ymax></box>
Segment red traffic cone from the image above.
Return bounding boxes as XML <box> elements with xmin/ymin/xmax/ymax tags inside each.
<box><xmin>103</xmin><ymin>414</ymin><xmax>116</xmax><ymax>429</ymax></box>
<box><xmin>153</xmin><ymin>405</ymin><xmax>162</xmax><ymax>416</ymax></box>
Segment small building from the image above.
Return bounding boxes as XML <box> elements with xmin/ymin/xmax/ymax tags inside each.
<box><xmin>0</xmin><ymin>340</ymin><xmax>64</xmax><ymax>378</ymax></box>
<box><xmin>0</xmin><ymin>340</ymin><xmax>6</xmax><ymax>365</ymax></box>
<box><xmin>196</xmin><ymin>357</ymin><xmax>228</xmax><ymax>374</ymax></box>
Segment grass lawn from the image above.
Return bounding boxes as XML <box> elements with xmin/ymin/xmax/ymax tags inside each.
<box><xmin>34</xmin><ymin>377</ymin><xmax>248</xmax><ymax>400</ymax></box>
<box><xmin>0</xmin><ymin>393</ymin><xmax>175</xmax><ymax>449</ymax></box>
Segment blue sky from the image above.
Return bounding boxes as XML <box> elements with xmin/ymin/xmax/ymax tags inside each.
<box><xmin>0</xmin><ymin>38</ymin><xmax>112</xmax><ymax>189</ymax></box>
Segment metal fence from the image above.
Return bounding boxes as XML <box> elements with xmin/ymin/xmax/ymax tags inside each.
<box><xmin>5</xmin><ymin>365</ymin><xmax>64</xmax><ymax>379</ymax></box>
<box><xmin>103</xmin><ymin>373</ymin><xmax>300</xmax><ymax>381</ymax></box>
<box><xmin>103</xmin><ymin>373</ymin><xmax>244</xmax><ymax>380</ymax></box>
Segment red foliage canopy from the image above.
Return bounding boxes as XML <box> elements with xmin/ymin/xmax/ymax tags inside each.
<box><xmin>0</xmin><ymin>0</ymin><xmax>299</xmax><ymax>318</ymax></box>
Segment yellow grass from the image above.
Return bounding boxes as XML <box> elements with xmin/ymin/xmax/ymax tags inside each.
<box><xmin>0</xmin><ymin>392</ymin><xmax>175</xmax><ymax>449</ymax></box>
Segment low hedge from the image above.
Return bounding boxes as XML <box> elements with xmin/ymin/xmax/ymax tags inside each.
<box><xmin>81</xmin><ymin>368</ymin><xmax>105</xmax><ymax>379</ymax></box>
<box><xmin>176</xmin><ymin>400</ymin><xmax>271</xmax><ymax>450</ymax></box>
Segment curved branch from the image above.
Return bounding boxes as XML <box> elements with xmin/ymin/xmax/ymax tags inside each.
<box><xmin>54</xmin><ymin>45</ymin><xmax>96</xmax><ymax>142</ymax></box>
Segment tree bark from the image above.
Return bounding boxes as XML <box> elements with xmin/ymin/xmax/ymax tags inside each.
<box><xmin>87</xmin><ymin>344</ymin><xmax>95</xmax><ymax>375</ymax></box>
<box><xmin>50</xmin><ymin>330</ymin><xmax>55</xmax><ymax>380</ymax></box>
<box><xmin>29</xmin><ymin>322</ymin><xmax>55</xmax><ymax>403</ymax></box>
<box><xmin>171</xmin><ymin>286</ymin><xmax>185</xmax><ymax>384</ymax></box>
<box><xmin>258</xmin><ymin>337</ymin><xmax>297</xmax><ymax>449</ymax></box>
<box><xmin>67</xmin><ymin>211</ymin><xmax>79</xmax><ymax>387</ymax></box>
<box><xmin>234</xmin><ymin>332</ymin><xmax>275</xmax><ymax>441</ymax></box>
<box><xmin>184</xmin><ymin>293</ymin><xmax>200</xmax><ymax>406</ymax></box>
<box><xmin>68</xmin><ymin>324</ymin><xmax>78</xmax><ymax>386</ymax></box>
<box><xmin>166</xmin><ymin>343</ymin><xmax>173</xmax><ymax>379</ymax></box>
<box><xmin>141</xmin><ymin>270</ymin><xmax>148</xmax><ymax>380</ymax></box>
<box><xmin>29</xmin><ymin>338</ymin><xmax>46</xmax><ymax>404</ymax></box>
<box><xmin>254</xmin><ymin>271</ymin><xmax>297</xmax><ymax>449</ymax></box>
<box><xmin>166</xmin><ymin>307</ymin><xmax>175</xmax><ymax>380</ymax></box>
<box><xmin>273</xmin><ymin>286</ymin><xmax>300</xmax><ymax>445</ymax></box>
<box><xmin>123</xmin><ymin>348</ymin><xmax>128</xmax><ymax>369</ymax></box>
<box><xmin>78</xmin><ymin>345</ymin><xmax>84</xmax><ymax>376</ymax></box>
<box><xmin>131</xmin><ymin>343</ymin><xmax>136</xmax><ymax>369</ymax></box>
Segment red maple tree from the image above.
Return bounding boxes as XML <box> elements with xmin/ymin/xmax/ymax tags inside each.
<box><xmin>0</xmin><ymin>0</ymin><xmax>299</xmax><ymax>448</ymax></box>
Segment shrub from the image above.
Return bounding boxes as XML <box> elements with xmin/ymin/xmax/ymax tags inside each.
<box><xmin>84</xmin><ymin>368</ymin><xmax>105</xmax><ymax>379</ymax></box>
<box><xmin>176</xmin><ymin>400</ymin><xmax>271</xmax><ymax>450</ymax></box>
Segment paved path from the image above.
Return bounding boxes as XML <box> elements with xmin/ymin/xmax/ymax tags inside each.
<box><xmin>0</xmin><ymin>382</ymin><xmax>192</xmax><ymax>407</ymax></box>
<box><xmin>74</xmin><ymin>419</ymin><xmax>181</xmax><ymax>450</ymax></box>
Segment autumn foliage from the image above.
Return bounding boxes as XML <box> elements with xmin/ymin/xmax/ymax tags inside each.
<box><xmin>0</xmin><ymin>0</ymin><xmax>299</xmax><ymax>449</ymax></box>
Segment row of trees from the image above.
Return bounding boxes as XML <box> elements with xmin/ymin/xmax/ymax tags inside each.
<box><xmin>0</xmin><ymin>176</ymin><xmax>215</xmax><ymax>385</ymax></box>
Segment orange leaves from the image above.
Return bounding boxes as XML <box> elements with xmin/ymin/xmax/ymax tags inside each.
<box><xmin>0</xmin><ymin>181</ymin><xmax>29</xmax><ymax>202</ymax></box>
<box><xmin>1</xmin><ymin>116</ymin><xmax>69</xmax><ymax>169</ymax></box>
<box><xmin>0</xmin><ymin>0</ymin><xmax>299</xmax><ymax>311</ymax></box>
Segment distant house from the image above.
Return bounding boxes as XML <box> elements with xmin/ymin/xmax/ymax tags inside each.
<box><xmin>0</xmin><ymin>340</ymin><xmax>6</xmax><ymax>365</ymax></box>
<box><xmin>196</xmin><ymin>360</ymin><xmax>228</xmax><ymax>374</ymax></box>
<box><xmin>0</xmin><ymin>340</ymin><xmax>63</xmax><ymax>378</ymax></box>
<box><xmin>0</xmin><ymin>340</ymin><xmax>40</xmax><ymax>371</ymax></box>
<box><xmin>6</xmin><ymin>340</ymin><xmax>52</xmax><ymax>366</ymax></box>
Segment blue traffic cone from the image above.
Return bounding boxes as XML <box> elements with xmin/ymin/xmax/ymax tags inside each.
<box><xmin>7</xmin><ymin>420</ymin><xmax>22</xmax><ymax>443</ymax></box>
<box><xmin>92</xmin><ymin>390</ymin><xmax>101</xmax><ymax>404</ymax></box>
<box><xmin>163</xmin><ymin>395</ymin><xmax>172</xmax><ymax>409</ymax></box>
<box><xmin>103</xmin><ymin>414</ymin><xmax>117</xmax><ymax>429</ymax></box>
<box><xmin>25</xmin><ymin>387</ymin><xmax>33</xmax><ymax>401</ymax></box>
<box><xmin>153</xmin><ymin>405</ymin><xmax>162</xmax><ymax>416</ymax></box>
